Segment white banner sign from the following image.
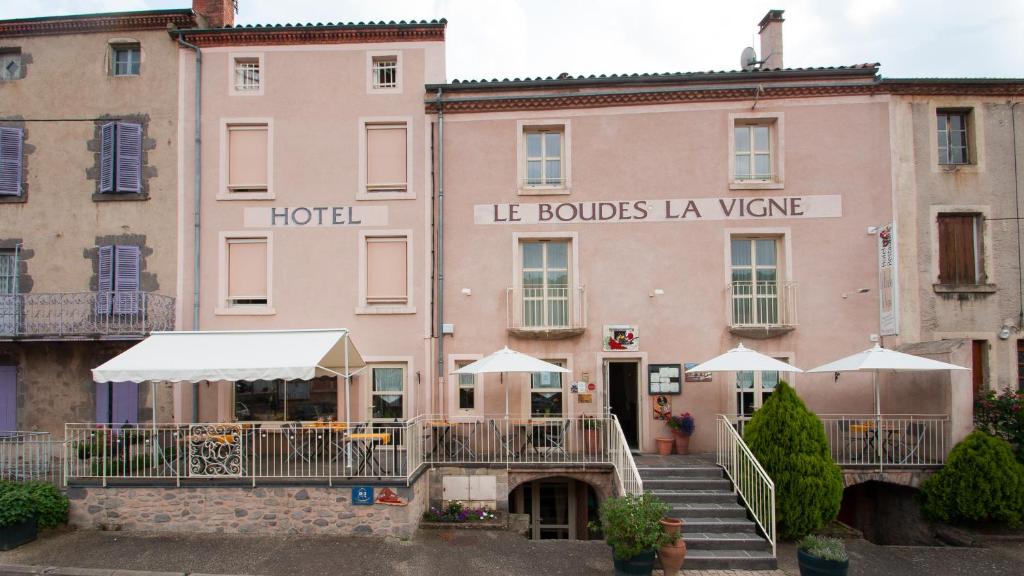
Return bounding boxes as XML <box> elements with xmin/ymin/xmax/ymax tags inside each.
<box><xmin>244</xmin><ymin>206</ymin><xmax>388</xmax><ymax>228</ymax></box>
<box><xmin>474</xmin><ymin>195</ymin><xmax>842</xmax><ymax>224</ymax></box>
<box><xmin>878</xmin><ymin>223</ymin><xmax>898</xmax><ymax>336</ymax></box>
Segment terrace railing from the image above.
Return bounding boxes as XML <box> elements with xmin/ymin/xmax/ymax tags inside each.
<box><xmin>716</xmin><ymin>414</ymin><xmax>776</xmax><ymax>557</ymax></box>
<box><xmin>0</xmin><ymin>292</ymin><xmax>175</xmax><ymax>339</ymax></box>
<box><xmin>0</xmin><ymin>431</ymin><xmax>64</xmax><ymax>485</ymax></box>
<box><xmin>506</xmin><ymin>285</ymin><xmax>587</xmax><ymax>338</ymax></box>
<box><xmin>819</xmin><ymin>414</ymin><xmax>950</xmax><ymax>469</ymax></box>
<box><xmin>727</xmin><ymin>281</ymin><xmax>797</xmax><ymax>331</ymax></box>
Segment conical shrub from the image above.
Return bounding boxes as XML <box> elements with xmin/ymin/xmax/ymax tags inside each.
<box><xmin>742</xmin><ymin>380</ymin><xmax>843</xmax><ymax>539</ymax></box>
<box><xmin>920</xmin><ymin>430</ymin><xmax>1024</xmax><ymax>527</ymax></box>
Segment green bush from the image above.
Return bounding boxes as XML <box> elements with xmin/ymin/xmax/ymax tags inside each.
<box><xmin>920</xmin><ymin>430</ymin><xmax>1024</xmax><ymax>527</ymax></box>
<box><xmin>595</xmin><ymin>492</ymin><xmax>675</xmax><ymax>560</ymax></box>
<box><xmin>0</xmin><ymin>480</ymin><xmax>68</xmax><ymax>529</ymax></box>
<box><xmin>743</xmin><ymin>380</ymin><xmax>843</xmax><ymax>539</ymax></box>
<box><xmin>798</xmin><ymin>535</ymin><xmax>848</xmax><ymax>562</ymax></box>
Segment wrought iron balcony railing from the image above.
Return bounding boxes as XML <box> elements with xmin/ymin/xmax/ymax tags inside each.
<box><xmin>506</xmin><ymin>285</ymin><xmax>586</xmax><ymax>338</ymax></box>
<box><xmin>0</xmin><ymin>292</ymin><xmax>175</xmax><ymax>340</ymax></box>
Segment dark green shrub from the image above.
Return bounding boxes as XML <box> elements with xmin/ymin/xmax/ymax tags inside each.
<box><xmin>23</xmin><ymin>482</ymin><xmax>68</xmax><ymax>529</ymax></box>
<box><xmin>0</xmin><ymin>484</ymin><xmax>35</xmax><ymax>528</ymax></box>
<box><xmin>743</xmin><ymin>380</ymin><xmax>843</xmax><ymax>539</ymax></box>
<box><xmin>974</xmin><ymin>391</ymin><xmax>1024</xmax><ymax>463</ymax></box>
<box><xmin>920</xmin><ymin>430</ymin><xmax>1024</xmax><ymax>527</ymax></box>
<box><xmin>595</xmin><ymin>492</ymin><xmax>675</xmax><ymax>560</ymax></box>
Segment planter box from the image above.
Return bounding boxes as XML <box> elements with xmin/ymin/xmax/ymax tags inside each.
<box><xmin>797</xmin><ymin>548</ymin><xmax>849</xmax><ymax>576</ymax></box>
<box><xmin>612</xmin><ymin>549</ymin><xmax>656</xmax><ymax>576</ymax></box>
<box><xmin>0</xmin><ymin>518</ymin><xmax>38</xmax><ymax>551</ymax></box>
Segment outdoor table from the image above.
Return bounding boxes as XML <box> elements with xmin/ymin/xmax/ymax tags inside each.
<box><xmin>299</xmin><ymin>422</ymin><xmax>350</xmax><ymax>463</ymax></box>
<box><xmin>850</xmin><ymin>421</ymin><xmax>902</xmax><ymax>461</ymax></box>
<box><xmin>347</xmin><ymin>432</ymin><xmax>391</xmax><ymax>476</ymax></box>
<box><xmin>426</xmin><ymin>421</ymin><xmax>475</xmax><ymax>460</ymax></box>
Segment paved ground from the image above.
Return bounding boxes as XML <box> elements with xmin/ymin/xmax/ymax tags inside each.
<box><xmin>2</xmin><ymin>528</ymin><xmax>1023</xmax><ymax>575</ymax></box>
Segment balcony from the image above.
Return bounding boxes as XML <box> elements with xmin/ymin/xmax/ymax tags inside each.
<box><xmin>507</xmin><ymin>285</ymin><xmax>586</xmax><ymax>339</ymax></box>
<box><xmin>727</xmin><ymin>281</ymin><xmax>797</xmax><ymax>338</ymax></box>
<box><xmin>0</xmin><ymin>292</ymin><xmax>176</xmax><ymax>341</ymax></box>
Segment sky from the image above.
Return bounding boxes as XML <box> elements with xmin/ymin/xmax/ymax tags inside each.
<box><xmin>6</xmin><ymin>0</ymin><xmax>1023</xmax><ymax>80</ymax></box>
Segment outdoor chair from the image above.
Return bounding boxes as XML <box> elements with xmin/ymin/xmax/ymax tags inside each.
<box><xmin>544</xmin><ymin>419</ymin><xmax>571</xmax><ymax>460</ymax></box>
<box><xmin>897</xmin><ymin>421</ymin><xmax>928</xmax><ymax>465</ymax></box>
<box><xmin>283</xmin><ymin>422</ymin><xmax>312</xmax><ymax>464</ymax></box>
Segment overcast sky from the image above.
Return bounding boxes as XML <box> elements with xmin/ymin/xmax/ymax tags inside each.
<box><xmin>8</xmin><ymin>0</ymin><xmax>1023</xmax><ymax>80</ymax></box>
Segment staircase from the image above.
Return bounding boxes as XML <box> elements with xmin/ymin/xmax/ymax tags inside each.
<box><xmin>637</xmin><ymin>454</ymin><xmax>776</xmax><ymax>571</ymax></box>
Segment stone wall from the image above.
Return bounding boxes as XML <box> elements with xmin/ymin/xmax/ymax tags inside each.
<box><xmin>67</xmin><ymin>478</ymin><xmax>427</xmax><ymax>538</ymax></box>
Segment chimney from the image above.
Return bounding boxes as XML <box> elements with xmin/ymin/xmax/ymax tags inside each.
<box><xmin>758</xmin><ymin>9</ymin><xmax>784</xmax><ymax>70</ymax></box>
<box><xmin>193</xmin><ymin>0</ymin><xmax>236</xmax><ymax>28</ymax></box>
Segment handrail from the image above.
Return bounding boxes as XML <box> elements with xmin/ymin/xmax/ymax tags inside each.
<box><xmin>609</xmin><ymin>414</ymin><xmax>643</xmax><ymax>495</ymax></box>
<box><xmin>716</xmin><ymin>414</ymin><xmax>775</xmax><ymax>557</ymax></box>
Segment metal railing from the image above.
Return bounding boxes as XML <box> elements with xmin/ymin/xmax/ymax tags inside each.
<box><xmin>0</xmin><ymin>431</ymin><xmax>64</xmax><ymax>485</ymax></box>
<box><xmin>819</xmin><ymin>414</ymin><xmax>950</xmax><ymax>470</ymax></box>
<box><xmin>507</xmin><ymin>285</ymin><xmax>586</xmax><ymax>334</ymax></box>
<box><xmin>727</xmin><ymin>281</ymin><xmax>797</xmax><ymax>328</ymax></box>
<box><xmin>716</xmin><ymin>415</ymin><xmax>776</xmax><ymax>557</ymax></box>
<box><xmin>0</xmin><ymin>292</ymin><xmax>176</xmax><ymax>339</ymax></box>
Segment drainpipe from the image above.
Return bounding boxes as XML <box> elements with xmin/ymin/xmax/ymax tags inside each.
<box><xmin>177</xmin><ymin>34</ymin><xmax>202</xmax><ymax>423</ymax></box>
<box><xmin>435</xmin><ymin>88</ymin><xmax>445</xmax><ymax>416</ymax></box>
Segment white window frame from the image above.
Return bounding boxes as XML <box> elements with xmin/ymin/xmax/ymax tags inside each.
<box><xmin>528</xmin><ymin>359</ymin><xmax>566</xmax><ymax>418</ymax></box>
<box><xmin>516</xmin><ymin>119</ymin><xmax>571</xmax><ymax>195</ymax></box>
<box><xmin>728</xmin><ymin>112</ymin><xmax>784</xmax><ymax>190</ymax></box>
<box><xmin>520</xmin><ymin>240</ymin><xmax>571</xmax><ymax>329</ymax></box>
<box><xmin>356</xmin><ymin>229</ymin><xmax>415</xmax><ymax>315</ymax></box>
<box><xmin>365</xmin><ymin>51</ymin><xmax>402</xmax><ymax>94</ymax></box>
<box><xmin>218</xmin><ymin>118</ymin><xmax>274</xmax><ymax>200</ymax></box>
<box><xmin>367</xmin><ymin>363</ymin><xmax>407</xmax><ymax>422</ymax></box>
<box><xmin>735</xmin><ymin>356</ymin><xmax>793</xmax><ymax>418</ymax></box>
<box><xmin>512</xmin><ymin>231</ymin><xmax>579</xmax><ymax>328</ymax></box>
<box><xmin>448</xmin><ymin>354</ymin><xmax>483</xmax><ymax>420</ymax></box>
<box><xmin>357</xmin><ymin>116</ymin><xmax>415</xmax><ymax>200</ymax></box>
<box><xmin>110</xmin><ymin>43</ymin><xmax>141</xmax><ymax>77</ymax></box>
<box><xmin>230</xmin><ymin>53</ymin><xmax>264</xmax><ymax>96</ymax></box>
<box><xmin>216</xmin><ymin>231</ymin><xmax>275</xmax><ymax>316</ymax></box>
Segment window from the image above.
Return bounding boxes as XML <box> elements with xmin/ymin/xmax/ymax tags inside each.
<box><xmin>111</xmin><ymin>45</ymin><xmax>140</xmax><ymax>76</ymax></box>
<box><xmin>937</xmin><ymin>214</ymin><xmax>984</xmax><ymax>285</ymax></box>
<box><xmin>530</xmin><ymin>362</ymin><xmax>564</xmax><ymax>417</ymax></box>
<box><xmin>226</xmin><ymin>238</ymin><xmax>268</xmax><ymax>306</ymax></box>
<box><xmin>234</xmin><ymin>378</ymin><xmax>336</xmax><ymax>421</ymax></box>
<box><xmin>456</xmin><ymin>362</ymin><xmax>476</xmax><ymax>412</ymax></box>
<box><xmin>736</xmin><ymin>369</ymin><xmax>780</xmax><ymax>418</ymax></box>
<box><xmin>521</xmin><ymin>241</ymin><xmax>569</xmax><ymax>328</ymax></box>
<box><xmin>365</xmin><ymin>123</ymin><xmax>408</xmax><ymax>193</ymax></box>
<box><xmin>227</xmin><ymin>124</ymin><xmax>269</xmax><ymax>194</ymax></box>
<box><xmin>99</xmin><ymin>122</ymin><xmax>142</xmax><ymax>194</ymax></box>
<box><xmin>524</xmin><ymin>128</ymin><xmax>563</xmax><ymax>187</ymax></box>
<box><xmin>0</xmin><ymin>49</ymin><xmax>22</xmax><ymax>81</ymax></box>
<box><xmin>734</xmin><ymin>123</ymin><xmax>772</xmax><ymax>181</ymax></box>
<box><xmin>937</xmin><ymin>110</ymin><xmax>971</xmax><ymax>165</ymax></box>
<box><xmin>0</xmin><ymin>250</ymin><xmax>16</xmax><ymax>336</ymax></box>
<box><xmin>233</xmin><ymin>57</ymin><xmax>261</xmax><ymax>92</ymax></box>
<box><xmin>372</xmin><ymin>56</ymin><xmax>398</xmax><ymax>89</ymax></box>
<box><xmin>96</xmin><ymin>245</ymin><xmax>140</xmax><ymax>315</ymax></box>
<box><xmin>0</xmin><ymin>251</ymin><xmax>15</xmax><ymax>294</ymax></box>
<box><xmin>365</xmin><ymin>236</ymin><xmax>408</xmax><ymax>305</ymax></box>
<box><xmin>730</xmin><ymin>237</ymin><xmax>780</xmax><ymax>326</ymax></box>
<box><xmin>371</xmin><ymin>366</ymin><xmax>405</xmax><ymax>421</ymax></box>
<box><xmin>0</xmin><ymin>127</ymin><xmax>24</xmax><ymax>197</ymax></box>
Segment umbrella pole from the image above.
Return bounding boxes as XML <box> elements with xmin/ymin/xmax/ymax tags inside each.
<box><xmin>344</xmin><ymin>332</ymin><xmax>351</xmax><ymax>476</ymax></box>
<box><xmin>875</xmin><ymin>371</ymin><xmax>882</xmax><ymax>472</ymax></box>
<box><xmin>151</xmin><ymin>381</ymin><xmax>158</xmax><ymax>466</ymax></box>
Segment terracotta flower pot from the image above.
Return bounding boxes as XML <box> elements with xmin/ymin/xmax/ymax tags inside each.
<box><xmin>584</xmin><ymin>428</ymin><xmax>601</xmax><ymax>455</ymax></box>
<box><xmin>656</xmin><ymin>437</ymin><xmax>674</xmax><ymax>456</ymax></box>
<box><xmin>658</xmin><ymin>539</ymin><xmax>687</xmax><ymax>576</ymax></box>
<box><xmin>672</xmin><ymin>431</ymin><xmax>690</xmax><ymax>455</ymax></box>
<box><xmin>659</xmin><ymin>517</ymin><xmax>683</xmax><ymax>537</ymax></box>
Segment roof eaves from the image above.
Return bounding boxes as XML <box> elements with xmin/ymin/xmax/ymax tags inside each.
<box><xmin>172</xmin><ymin>18</ymin><xmax>448</xmax><ymax>36</ymax></box>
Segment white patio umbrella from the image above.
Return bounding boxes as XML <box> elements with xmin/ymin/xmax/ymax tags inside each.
<box><xmin>685</xmin><ymin>343</ymin><xmax>803</xmax><ymax>374</ymax></box>
<box><xmin>453</xmin><ymin>346</ymin><xmax>570</xmax><ymax>417</ymax></box>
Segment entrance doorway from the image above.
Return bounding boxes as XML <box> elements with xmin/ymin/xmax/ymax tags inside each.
<box><xmin>509</xmin><ymin>477</ymin><xmax>601</xmax><ymax>540</ymax></box>
<box><xmin>607</xmin><ymin>361</ymin><xmax>639</xmax><ymax>449</ymax></box>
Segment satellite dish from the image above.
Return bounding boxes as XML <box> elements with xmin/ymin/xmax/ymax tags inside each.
<box><xmin>740</xmin><ymin>46</ymin><xmax>759</xmax><ymax>71</ymax></box>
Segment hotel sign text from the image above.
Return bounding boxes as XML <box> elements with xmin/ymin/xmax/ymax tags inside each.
<box><xmin>244</xmin><ymin>206</ymin><xmax>388</xmax><ymax>228</ymax></box>
<box><xmin>475</xmin><ymin>195</ymin><xmax>842</xmax><ymax>225</ymax></box>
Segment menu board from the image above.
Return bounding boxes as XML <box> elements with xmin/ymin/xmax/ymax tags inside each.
<box><xmin>648</xmin><ymin>364</ymin><xmax>681</xmax><ymax>395</ymax></box>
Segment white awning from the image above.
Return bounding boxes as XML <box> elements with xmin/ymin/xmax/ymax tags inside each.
<box><xmin>92</xmin><ymin>329</ymin><xmax>365</xmax><ymax>384</ymax></box>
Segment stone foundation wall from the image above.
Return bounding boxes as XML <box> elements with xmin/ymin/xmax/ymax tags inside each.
<box><xmin>67</xmin><ymin>478</ymin><xmax>426</xmax><ymax>538</ymax></box>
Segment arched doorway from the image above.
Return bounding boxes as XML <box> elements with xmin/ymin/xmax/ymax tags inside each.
<box><xmin>508</xmin><ymin>476</ymin><xmax>601</xmax><ymax>540</ymax></box>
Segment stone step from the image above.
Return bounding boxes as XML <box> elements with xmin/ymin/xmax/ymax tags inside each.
<box><xmin>680</xmin><ymin>549</ymin><xmax>778</xmax><ymax>571</ymax></box>
<box><xmin>672</xmin><ymin>517</ymin><xmax>757</xmax><ymax>533</ymax></box>
<box><xmin>650</xmin><ymin>489</ymin><xmax>737</xmax><ymax>504</ymax></box>
<box><xmin>642</xmin><ymin>478</ymin><xmax>733</xmax><ymax>491</ymax></box>
<box><xmin>681</xmin><ymin>531</ymin><xmax>772</xmax><ymax>551</ymax></box>
<box><xmin>667</xmin><ymin>503</ymin><xmax>747</xmax><ymax>518</ymax></box>
<box><xmin>638</xmin><ymin>466</ymin><xmax>723</xmax><ymax>479</ymax></box>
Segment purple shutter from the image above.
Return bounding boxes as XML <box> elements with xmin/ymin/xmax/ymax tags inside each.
<box><xmin>0</xmin><ymin>365</ymin><xmax>15</xmax><ymax>431</ymax></box>
<box><xmin>96</xmin><ymin>245</ymin><xmax>113</xmax><ymax>315</ymax></box>
<box><xmin>113</xmin><ymin>245</ymin><xmax>140</xmax><ymax>314</ymax></box>
<box><xmin>0</xmin><ymin>127</ymin><xmax>23</xmax><ymax>196</ymax></box>
<box><xmin>99</xmin><ymin>123</ymin><xmax>115</xmax><ymax>193</ymax></box>
<box><xmin>111</xmin><ymin>381</ymin><xmax>138</xmax><ymax>427</ymax></box>
<box><xmin>95</xmin><ymin>381</ymin><xmax>110</xmax><ymax>424</ymax></box>
<box><xmin>115</xmin><ymin>122</ymin><xmax>141</xmax><ymax>193</ymax></box>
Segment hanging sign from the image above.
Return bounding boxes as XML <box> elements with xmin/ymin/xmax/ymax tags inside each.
<box><xmin>878</xmin><ymin>223</ymin><xmax>898</xmax><ymax>336</ymax></box>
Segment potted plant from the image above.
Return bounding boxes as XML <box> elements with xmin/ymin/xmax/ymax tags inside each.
<box><xmin>0</xmin><ymin>483</ymin><xmax>37</xmax><ymax>551</ymax></box>
<box><xmin>797</xmin><ymin>535</ymin><xmax>848</xmax><ymax>576</ymax></box>
<box><xmin>580</xmin><ymin>416</ymin><xmax>604</xmax><ymax>455</ymax></box>
<box><xmin>657</xmin><ymin>517</ymin><xmax>686</xmax><ymax>575</ymax></box>
<box><xmin>655</xmin><ymin>436</ymin><xmax>674</xmax><ymax>456</ymax></box>
<box><xmin>666</xmin><ymin>413</ymin><xmax>695</xmax><ymax>455</ymax></box>
<box><xmin>595</xmin><ymin>492</ymin><xmax>673</xmax><ymax>575</ymax></box>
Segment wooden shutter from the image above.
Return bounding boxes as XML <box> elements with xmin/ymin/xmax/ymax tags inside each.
<box><xmin>366</xmin><ymin>237</ymin><xmax>407</xmax><ymax>303</ymax></box>
<box><xmin>99</xmin><ymin>123</ymin><xmax>115</xmax><ymax>193</ymax></box>
<box><xmin>96</xmin><ymin>245</ymin><xmax>113</xmax><ymax>314</ymax></box>
<box><xmin>938</xmin><ymin>214</ymin><xmax>978</xmax><ymax>284</ymax></box>
<box><xmin>228</xmin><ymin>125</ymin><xmax>268</xmax><ymax>190</ymax></box>
<box><xmin>115</xmin><ymin>122</ymin><xmax>142</xmax><ymax>193</ymax></box>
<box><xmin>113</xmin><ymin>245</ymin><xmax>140</xmax><ymax>314</ymax></box>
<box><xmin>0</xmin><ymin>366</ymin><xmax>15</xmax><ymax>432</ymax></box>
<box><xmin>228</xmin><ymin>239</ymin><xmax>268</xmax><ymax>303</ymax></box>
<box><xmin>366</xmin><ymin>125</ymin><xmax>407</xmax><ymax>190</ymax></box>
<box><xmin>0</xmin><ymin>127</ymin><xmax>23</xmax><ymax>196</ymax></box>
<box><xmin>111</xmin><ymin>381</ymin><xmax>139</xmax><ymax>426</ymax></box>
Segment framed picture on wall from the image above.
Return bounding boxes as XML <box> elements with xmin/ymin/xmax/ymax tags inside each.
<box><xmin>604</xmin><ymin>324</ymin><xmax>639</xmax><ymax>351</ymax></box>
<box><xmin>648</xmin><ymin>364</ymin><xmax>681</xmax><ymax>395</ymax></box>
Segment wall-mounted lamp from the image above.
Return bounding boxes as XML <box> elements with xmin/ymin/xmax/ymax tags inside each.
<box><xmin>841</xmin><ymin>288</ymin><xmax>870</xmax><ymax>299</ymax></box>
<box><xmin>461</xmin><ymin>288</ymin><xmax>472</xmax><ymax>296</ymax></box>
<box><xmin>999</xmin><ymin>326</ymin><xmax>1013</xmax><ymax>340</ymax></box>
<box><xmin>867</xmin><ymin>226</ymin><xmax>881</xmax><ymax>234</ymax></box>
<box><xmin>649</xmin><ymin>289</ymin><xmax>665</xmax><ymax>298</ymax></box>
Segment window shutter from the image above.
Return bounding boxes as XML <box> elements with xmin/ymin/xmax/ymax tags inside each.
<box><xmin>115</xmin><ymin>122</ymin><xmax>142</xmax><ymax>193</ymax></box>
<box><xmin>113</xmin><ymin>245</ymin><xmax>140</xmax><ymax>314</ymax></box>
<box><xmin>938</xmin><ymin>215</ymin><xmax>977</xmax><ymax>284</ymax></box>
<box><xmin>227</xmin><ymin>240</ymin><xmax>268</xmax><ymax>302</ymax></box>
<box><xmin>228</xmin><ymin>126</ymin><xmax>268</xmax><ymax>190</ymax></box>
<box><xmin>0</xmin><ymin>127</ymin><xmax>23</xmax><ymax>196</ymax></box>
<box><xmin>99</xmin><ymin>122</ymin><xmax>115</xmax><ymax>193</ymax></box>
<box><xmin>96</xmin><ymin>245</ymin><xmax>113</xmax><ymax>314</ymax></box>
<box><xmin>95</xmin><ymin>381</ymin><xmax>110</xmax><ymax>425</ymax></box>
<box><xmin>366</xmin><ymin>125</ymin><xmax>407</xmax><ymax>190</ymax></box>
<box><xmin>366</xmin><ymin>237</ymin><xmax>408</xmax><ymax>303</ymax></box>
